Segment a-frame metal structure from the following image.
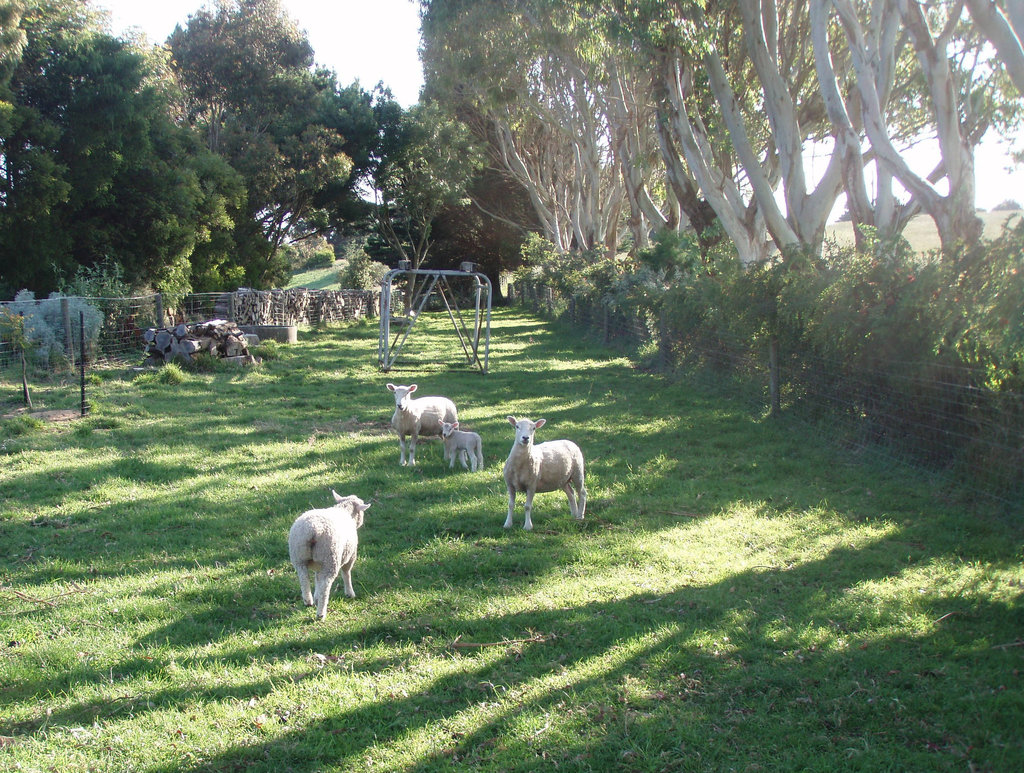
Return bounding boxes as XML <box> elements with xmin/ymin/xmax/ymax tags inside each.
<box><xmin>378</xmin><ymin>267</ymin><xmax>492</xmax><ymax>373</ymax></box>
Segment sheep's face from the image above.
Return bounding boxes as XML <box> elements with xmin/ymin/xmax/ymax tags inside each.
<box><xmin>387</xmin><ymin>382</ymin><xmax>417</xmax><ymax>410</ymax></box>
<box><xmin>508</xmin><ymin>416</ymin><xmax>546</xmax><ymax>447</ymax></box>
<box><xmin>441</xmin><ymin>421</ymin><xmax>459</xmax><ymax>439</ymax></box>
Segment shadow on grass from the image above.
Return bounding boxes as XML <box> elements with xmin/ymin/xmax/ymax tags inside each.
<box><xmin>6</xmin><ymin>533</ymin><xmax>1012</xmax><ymax>771</ymax></box>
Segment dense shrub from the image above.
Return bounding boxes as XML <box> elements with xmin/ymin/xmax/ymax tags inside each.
<box><xmin>338</xmin><ymin>248</ymin><xmax>390</xmax><ymax>290</ymax></box>
<box><xmin>4</xmin><ymin>291</ymin><xmax>103</xmax><ymax>366</ymax></box>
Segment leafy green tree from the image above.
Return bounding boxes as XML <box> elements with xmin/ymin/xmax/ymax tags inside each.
<box><xmin>372</xmin><ymin>100</ymin><xmax>484</xmax><ymax>271</ymax></box>
<box><xmin>169</xmin><ymin>0</ymin><xmax>375</xmax><ymax>288</ymax></box>
<box><xmin>0</xmin><ymin>0</ymin><xmax>239</xmax><ymax>299</ymax></box>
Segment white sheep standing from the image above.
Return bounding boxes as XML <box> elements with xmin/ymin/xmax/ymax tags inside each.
<box><xmin>288</xmin><ymin>490</ymin><xmax>371</xmax><ymax>620</ymax></box>
<box><xmin>503</xmin><ymin>416</ymin><xmax>586</xmax><ymax>531</ymax></box>
<box><xmin>440</xmin><ymin>420</ymin><xmax>484</xmax><ymax>472</ymax></box>
<box><xmin>387</xmin><ymin>383</ymin><xmax>458</xmax><ymax>466</ymax></box>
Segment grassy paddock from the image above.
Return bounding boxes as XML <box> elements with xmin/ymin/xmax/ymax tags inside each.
<box><xmin>825</xmin><ymin>209</ymin><xmax>1022</xmax><ymax>251</ymax></box>
<box><xmin>1</xmin><ymin>309</ymin><xmax>1022</xmax><ymax>772</ymax></box>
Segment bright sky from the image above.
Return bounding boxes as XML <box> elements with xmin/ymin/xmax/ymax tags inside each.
<box><xmin>96</xmin><ymin>0</ymin><xmax>425</xmax><ymax>107</ymax></box>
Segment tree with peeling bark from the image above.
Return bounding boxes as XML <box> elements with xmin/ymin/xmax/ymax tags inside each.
<box><xmin>820</xmin><ymin>0</ymin><xmax>1021</xmax><ymax>252</ymax></box>
<box><xmin>421</xmin><ymin>0</ymin><xmax>634</xmax><ymax>255</ymax></box>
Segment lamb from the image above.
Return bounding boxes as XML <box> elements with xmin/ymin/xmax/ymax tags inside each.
<box><xmin>440</xmin><ymin>421</ymin><xmax>484</xmax><ymax>472</ymax></box>
<box><xmin>387</xmin><ymin>383</ymin><xmax>458</xmax><ymax>466</ymax></box>
<box><xmin>288</xmin><ymin>490</ymin><xmax>371</xmax><ymax>620</ymax></box>
<box><xmin>503</xmin><ymin>416</ymin><xmax>586</xmax><ymax>531</ymax></box>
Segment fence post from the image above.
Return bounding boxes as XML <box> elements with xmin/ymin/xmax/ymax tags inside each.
<box><xmin>155</xmin><ymin>294</ymin><xmax>164</xmax><ymax>328</ymax></box>
<box><xmin>769</xmin><ymin>336</ymin><xmax>781</xmax><ymax>417</ymax></box>
<box><xmin>80</xmin><ymin>310</ymin><xmax>87</xmax><ymax>417</ymax></box>
<box><xmin>61</xmin><ymin>297</ymin><xmax>74</xmax><ymax>367</ymax></box>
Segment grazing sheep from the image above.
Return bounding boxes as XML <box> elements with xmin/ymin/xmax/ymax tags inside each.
<box><xmin>288</xmin><ymin>490</ymin><xmax>370</xmax><ymax>620</ymax></box>
<box><xmin>441</xmin><ymin>421</ymin><xmax>484</xmax><ymax>472</ymax></box>
<box><xmin>503</xmin><ymin>416</ymin><xmax>586</xmax><ymax>531</ymax></box>
<box><xmin>387</xmin><ymin>383</ymin><xmax>458</xmax><ymax>466</ymax></box>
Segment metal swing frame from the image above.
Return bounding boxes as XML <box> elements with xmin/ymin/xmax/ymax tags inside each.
<box><xmin>378</xmin><ymin>268</ymin><xmax>492</xmax><ymax>373</ymax></box>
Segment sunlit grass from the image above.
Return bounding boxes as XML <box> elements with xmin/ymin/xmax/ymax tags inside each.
<box><xmin>1</xmin><ymin>309</ymin><xmax>1022</xmax><ymax>772</ymax></box>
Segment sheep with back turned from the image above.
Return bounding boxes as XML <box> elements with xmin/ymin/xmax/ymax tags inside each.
<box><xmin>503</xmin><ymin>416</ymin><xmax>586</xmax><ymax>531</ymax></box>
<box><xmin>387</xmin><ymin>383</ymin><xmax>458</xmax><ymax>466</ymax></box>
<box><xmin>288</xmin><ymin>490</ymin><xmax>370</xmax><ymax>620</ymax></box>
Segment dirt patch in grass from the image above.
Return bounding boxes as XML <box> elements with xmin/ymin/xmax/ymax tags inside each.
<box><xmin>2</xmin><ymin>406</ymin><xmax>81</xmax><ymax>422</ymax></box>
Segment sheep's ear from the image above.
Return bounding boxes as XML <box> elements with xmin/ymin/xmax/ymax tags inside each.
<box><xmin>408</xmin><ymin>384</ymin><xmax>418</xmax><ymax>393</ymax></box>
<box><xmin>507</xmin><ymin>415</ymin><xmax>517</xmax><ymax>426</ymax></box>
<box><xmin>535</xmin><ymin>418</ymin><xmax>546</xmax><ymax>429</ymax></box>
<box><xmin>452</xmin><ymin>421</ymin><xmax>459</xmax><ymax>429</ymax></box>
<box><xmin>386</xmin><ymin>383</ymin><xmax>397</xmax><ymax>392</ymax></box>
<box><xmin>332</xmin><ymin>489</ymin><xmax>343</xmax><ymax>503</ymax></box>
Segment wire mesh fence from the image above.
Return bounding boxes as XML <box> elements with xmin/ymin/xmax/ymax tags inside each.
<box><xmin>0</xmin><ymin>293</ymin><xmax>162</xmax><ymax>369</ymax></box>
<box><xmin>0</xmin><ymin>288</ymin><xmax>379</xmax><ymax>371</ymax></box>
<box><xmin>511</xmin><ymin>279</ymin><xmax>1024</xmax><ymax>509</ymax></box>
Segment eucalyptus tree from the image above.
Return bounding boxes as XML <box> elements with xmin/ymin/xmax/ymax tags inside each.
<box><xmin>812</xmin><ymin>0</ymin><xmax>1022</xmax><ymax>252</ymax></box>
<box><xmin>421</xmin><ymin>0</ymin><xmax>632</xmax><ymax>255</ymax></box>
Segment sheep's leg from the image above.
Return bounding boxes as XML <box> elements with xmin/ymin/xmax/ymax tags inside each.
<box><xmin>504</xmin><ymin>489</ymin><xmax>516</xmax><ymax>529</ymax></box>
<box><xmin>458</xmin><ymin>448</ymin><xmax>470</xmax><ymax>470</ymax></box>
<box><xmin>523</xmin><ymin>490</ymin><xmax>536</xmax><ymax>531</ymax></box>
<box><xmin>576</xmin><ymin>482</ymin><xmax>587</xmax><ymax>519</ymax></box>
<box><xmin>468</xmin><ymin>447</ymin><xmax>478</xmax><ymax>472</ymax></box>
<box><xmin>408</xmin><ymin>432</ymin><xmax>418</xmax><ymax>466</ymax></box>
<box><xmin>398</xmin><ymin>434</ymin><xmax>408</xmax><ymax>466</ymax></box>
<box><xmin>564</xmin><ymin>484</ymin><xmax>579</xmax><ymax>519</ymax></box>
<box><xmin>340</xmin><ymin>561</ymin><xmax>356</xmax><ymax>598</ymax></box>
<box><xmin>295</xmin><ymin>564</ymin><xmax>314</xmax><ymax>607</ymax></box>
<box><xmin>313</xmin><ymin>571</ymin><xmax>335</xmax><ymax>620</ymax></box>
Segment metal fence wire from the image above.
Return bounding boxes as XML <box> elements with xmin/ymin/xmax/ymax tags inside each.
<box><xmin>0</xmin><ymin>288</ymin><xmax>379</xmax><ymax>369</ymax></box>
<box><xmin>511</xmin><ymin>279</ymin><xmax>1024</xmax><ymax>509</ymax></box>
<box><xmin>0</xmin><ymin>294</ymin><xmax>162</xmax><ymax>368</ymax></box>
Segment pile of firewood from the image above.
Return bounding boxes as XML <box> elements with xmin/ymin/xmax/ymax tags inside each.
<box><xmin>226</xmin><ymin>288</ymin><xmax>368</xmax><ymax>326</ymax></box>
<box><xmin>142</xmin><ymin>320</ymin><xmax>257</xmax><ymax>366</ymax></box>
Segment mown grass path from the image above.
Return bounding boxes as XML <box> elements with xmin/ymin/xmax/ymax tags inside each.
<box><xmin>1</xmin><ymin>309</ymin><xmax>1021</xmax><ymax>772</ymax></box>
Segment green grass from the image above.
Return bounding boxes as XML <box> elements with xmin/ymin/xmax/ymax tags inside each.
<box><xmin>287</xmin><ymin>264</ymin><xmax>342</xmax><ymax>290</ymax></box>
<box><xmin>826</xmin><ymin>209</ymin><xmax>1022</xmax><ymax>251</ymax></box>
<box><xmin>1</xmin><ymin>309</ymin><xmax>1022</xmax><ymax>772</ymax></box>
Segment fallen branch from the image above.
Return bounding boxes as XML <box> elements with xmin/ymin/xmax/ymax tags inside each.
<box><xmin>933</xmin><ymin>611</ymin><xmax>961</xmax><ymax>624</ymax></box>
<box><xmin>451</xmin><ymin>633</ymin><xmax>553</xmax><ymax>649</ymax></box>
<box><xmin>657</xmin><ymin>510</ymin><xmax>702</xmax><ymax>518</ymax></box>
<box><xmin>991</xmin><ymin>640</ymin><xmax>1024</xmax><ymax>650</ymax></box>
<box><xmin>8</xmin><ymin>583</ymin><xmax>90</xmax><ymax>609</ymax></box>
<box><xmin>11</xmin><ymin>590</ymin><xmax>56</xmax><ymax>607</ymax></box>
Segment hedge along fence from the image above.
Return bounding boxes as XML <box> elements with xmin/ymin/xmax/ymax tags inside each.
<box><xmin>508</xmin><ymin>226</ymin><xmax>1024</xmax><ymax>509</ymax></box>
<box><xmin>0</xmin><ymin>288</ymin><xmax>380</xmax><ymax>370</ymax></box>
